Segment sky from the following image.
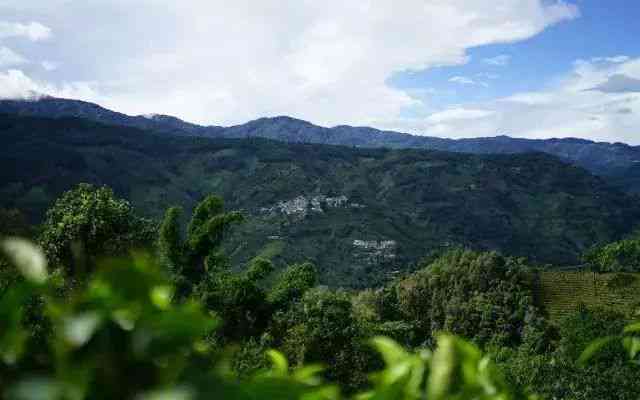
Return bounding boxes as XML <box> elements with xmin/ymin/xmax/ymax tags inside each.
<box><xmin>0</xmin><ymin>0</ymin><xmax>639</xmax><ymax>144</ymax></box>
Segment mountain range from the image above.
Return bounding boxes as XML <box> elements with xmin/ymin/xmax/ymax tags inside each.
<box><xmin>1</xmin><ymin>97</ymin><xmax>639</xmax><ymax>194</ymax></box>
<box><xmin>2</xmin><ymin>109</ymin><xmax>639</xmax><ymax>287</ymax></box>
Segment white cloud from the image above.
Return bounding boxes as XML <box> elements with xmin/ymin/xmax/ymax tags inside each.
<box><xmin>401</xmin><ymin>56</ymin><xmax>640</xmax><ymax>144</ymax></box>
<box><xmin>427</xmin><ymin>108</ymin><xmax>495</xmax><ymax>123</ymax></box>
<box><xmin>0</xmin><ymin>69</ymin><xmax>42</xmax><ymax>99</ymax></box>
<box><xmin>0</xmin><ymin>0</ymin><xmax>578</xmax><ymax>128</ymax></box>
<box><xmin>449</xmin><ymin>76</ymin><xmax>489</xmax><ymax>87</ymax></box>
<box><xmin>0</xmin><ymin>69</ymin><xmax>99</xmax><ymax>101</ymax></box>
<box><xmin>591</xmin><ymin>55</ymin><xmax>630</xmax><ymax>64</ymax></box>
<box><xmin>587</xmin><ymin>74</ymin><xmax>640</xmax><ymax>93</ymax></box>
<box><xmin>41</xmin><ymin>60</ymin><xmax>59</xmax><ymax>71</ymax></box>
<box><xmin>0</xmin><ymin>21</ymin><xmax>51</xmax><ymax>41</ymax></box>
<box><xmin>0</xmin><ymin>46</ymin><xmax>27</xmax><ymax>67</ymax></box>
<box><xmin>483</xmin><ymin>54</ymin><xmax>511</xmax><ymax>66</ymax></box>
<box><xmin>449</xmin><ymin>76</ymin><xmax>475</xmax><ymax>85</ymax></box>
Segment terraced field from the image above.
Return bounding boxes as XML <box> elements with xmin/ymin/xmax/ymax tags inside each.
<box><xmin>535</xmin><ymin>271</ymin><xmax>640</xmax><ymax>322</ymax></box>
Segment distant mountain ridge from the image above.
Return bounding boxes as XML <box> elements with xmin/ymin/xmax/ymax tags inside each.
<box><xmin>0</xmin><ymin>96</ymin><xmax>222</xmax><ymax>136</ymax></box>
<box><xmin>2</xmin><ymin>113</ymin><xmax>639</xmax><ymax>286</ymax></box>
<box><xmin>2</xmin><ymin>97</ymin><xmax>639</xmax><ymax>192</ymax></box>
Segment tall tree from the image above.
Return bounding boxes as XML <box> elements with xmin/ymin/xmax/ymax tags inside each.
<box><xmin>38</xmin><ymin>184</ymin><xmax>154</xmax><ymax>278</ymax></box>
<box><xmin>157</xmin><ymin>195</ymin><xmax>243</xmax><ymax>296</ymax></box>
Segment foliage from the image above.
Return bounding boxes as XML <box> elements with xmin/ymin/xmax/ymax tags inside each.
<box><xmin>495</xmin><ymin>307</ymin><xmax>640</xmax><ymax>400</ymax></box>
<box><xmin>267</xmin><ymin>262</ymin><xmax>317</xmax><ymax>311</ymax></box>
<box><xmin>157</xmin><ymin>195</ymin><xmax>243</xmax><ymax>297</ymax></box>
<box><xmin>270</xmin><ymin>287</ymin><xmax>374</xmax><ymax>392</ymax></box>
<box><xmin>0</xmin><ymin>238</ymin><xmax>533</xmax><ymax>400</ymax></box>
<box><xmin>580</xmin><ymin>318</ymin><xmax>640</xmax><ymax>366</ymax></box>
<box><xmin>1</xmin><ymin>168</ymin><xmax>639</xmax><ymax>399</ymax></box>
<box><xmin>38</xmin><ymin>184</ymin><xmax>155</xmax><ymax>277</ymax></box>
<box><xmin>196</xmin><ymin>257</ymin><xmax>274</xmax><ymax>342</ymax></box>
<box><xmin>362</xmin><ymin>335</ymin><xmax>527</xmax><ymax>400</ymax></box>
<box><xmin>584</xmin><ymin>234</ymin><xmax>640</xmax><ymax>272</ymax></box>
<box><xmin>392</xmin><ymin>249</ymin><xmax>539</xmax><ymax>347</ymax></box>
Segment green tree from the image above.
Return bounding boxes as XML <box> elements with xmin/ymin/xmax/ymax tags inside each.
<box><xmin>157</xmin><ymin>195</ymin><xmax>243</xmax><ymax>297</ymax></box>
<box><xmin>38</xmin><ymin>184</ymin><xmax>155</xmax><ymax>277</ymax></box>
<box><xmin>267</xmin><ymin>262</ymin><xmax>317</xmax><ymax>311</ymax></box>
<box><xmin>394</xmin><ymin>249</ymin><xmax>539</xmax><ymax>347</ymax></box>
<box><xmin>497</xmin><ymin>307</ymin><xmax>640</xmax><ymax>400</ymax></box>
<box><xmin>198</xmin><ymin>257</ymin><xmax>274</xmax><ymax>342</ymax></box>
<box><xmin>272</xmin><ymin>288</ymin><xmax>374</xmax><ymax>392</ymax></box>
<box><xmin>584</xmin><ymin>235</ymin><xmax>640</xmax><ymax>272</ymax></box>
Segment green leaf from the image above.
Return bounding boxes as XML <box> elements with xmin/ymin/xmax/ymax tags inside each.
<box><xmin>266</xmin><ymin>350</ymin><xmax>289</xmax><ymax>376</ymax></box>
<box><xmin>112</xmin><ymin>309</ymin><xmax>137</xmax><ymax>331</ymax></box>
<box><xmin>150</xmin><ymin>285</ymin><xmax>174</xmax><ymax>310</ymax></box>
<box><xmin>623</xmin><ymin>322</ymin><xmax>640</xmax><ymax>334</ymax></box>
<box><xmin>1</xmin><ymin>238</ymin><xmax>48</xmax><ymax>285</ymax></box>
<box><xmin>622</xmin><ymin>337</ymin><xmax>640</xmax><ymax>360</ymax></box>
<box><xmin>293</xmin><ymin>364</ymin><xmax>325</xmax><ymax>385</ymax></box>
<box><xmin>427</xmin><ymin>334</ymin><xmax>456</xmax><ymax>400</ymax></box>
<box><xmin>578</xmin><ymin>336</ymin><xmax>617</xmax><ymax>366</ymax></box>
<box><xmin>370</xmin><ymin>336</ymin><xmax>409</xmax><ymax>365</ymax></box>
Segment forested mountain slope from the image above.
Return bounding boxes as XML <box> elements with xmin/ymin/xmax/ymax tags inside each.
<box><xmin>2</xmin><ymin>97</ymin><xmax>640</xmax><ymax>193</ymax></box>
<box><xmin>2</xmin><ymin>113</ymin><xmax>639</xmax><ymax>286</ymax></box>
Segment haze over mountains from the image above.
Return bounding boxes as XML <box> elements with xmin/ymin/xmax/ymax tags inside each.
<box><xmin>2</xmin><ymin>97</ymin><xmax>640</xmax><ymax>195</ymax></box>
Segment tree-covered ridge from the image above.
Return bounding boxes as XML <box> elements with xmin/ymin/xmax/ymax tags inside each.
<box><xmin>1</xmin><ymin>186</ymin><xmax>638</xmax><ymax>399</ymax></box>
<box><xmin>3</xmin><ymin>97</ymin><xmax>640</xmax><ymax>193</ymax></box>
<box><xmin>2</xmin><ymin>114</ymin><xmax>639</xmax><ymax>287</ymax></box>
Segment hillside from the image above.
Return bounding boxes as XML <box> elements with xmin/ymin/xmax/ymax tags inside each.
<box><xmin>2</xmin><ymin>113</ymin><xmax>639</xmax><ymax>287</ymax></box>
<box><xmin>2</xmin><ymin>97</ymin><xmax>640</xmax><ymax>193</ymax></box>
<box><xmin>535</xmin><ymin>271</ymin><xmax>640</xmax><ymax>322</ymax></box>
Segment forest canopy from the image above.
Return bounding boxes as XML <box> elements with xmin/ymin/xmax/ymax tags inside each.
<box><xmin>0</xmin><ymin>184</ymin><xmax>638</xmax><ymax>399</ymax></box>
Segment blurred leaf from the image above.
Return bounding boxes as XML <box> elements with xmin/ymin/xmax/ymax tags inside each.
<box><xmin>266</xmin><ymin>349</ymin><xmax>289</xmax><ymax>376</ymax></box>
<box><xmin>623</xmin><ymin>322</ymin><xmax>640</xmax><ymax>334</ymax></box>
<box><xmin>370</xmin><ymin>336</ymin><xmax>409</xmax><ymax>365</ymax></box>
<box><xmin>427</xmin><ymin>334</ymin><xmax>456</xmax><ymax>400</ymax></box>
<box><xmin>292</xmin><ymin>364</ymin><xmax>325</xmax><ymax>385</ymax></box>
<box><xmin>622</xmin><ymin>337</ymin><xmax>640</xmax><ymax>360</ymax></box>
<box><xmin>1</xmin><ymin>238</ymin><xmax>48</xmax><ymax>285</ymax></box>
<box><xmin>137</xmin><ymin>387</ymin><xmax>195</xmax><ymax>400</ymax></box>
<box><xmin>0</xmin><ymin>283</ymin><xmax>32</xmax><ymax>364</ymax></box>
<box><xmin>112</xmin><ymin>308</ymin><xmax>137</xmax><ymax>331</ymax></box>
<box><xmin>150</xmin><ymin>285</ymin><xmax>173</xmax><ymax>310</ymax></box>
<box><xmin>578</xmin><ymin>336</ymin><xmax>617</xmax><ymax>366</ymax></box>
<box><xmin>63</xmin><ymin>312</ymin><xmax>102</xmax><ymax>347</ymax></box>
<box><xmin>5</xmin><ymin>377</ymin><xmax>63</xmax><ymax>400</ymax></box>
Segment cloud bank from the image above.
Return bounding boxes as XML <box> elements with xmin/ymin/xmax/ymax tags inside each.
<box><xmin>0</xmin><ymin>1</ymin><xmax>578</xmax><ymax>132</ymax></box>
<box><xmin>382</xmin><ymin>57</ymin><xmax>640</xmax><ymax>144</ymax></box>
<box><xmin>0</xmin><ymin>21</ymin><xmax>51</xmax><ymax>41</ymax></box>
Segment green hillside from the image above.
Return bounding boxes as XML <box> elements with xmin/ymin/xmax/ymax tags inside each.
<box><xmin>535</xmin><ymin>271</ymin><xmax>640</xmax><ymax>322</ymax></box>
<box><xmin>2</xmin><ymin>114</ymin><xmax>640</xmax><ymax>286</ymax></box>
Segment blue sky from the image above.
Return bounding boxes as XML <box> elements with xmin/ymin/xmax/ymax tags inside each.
<box><xmin>1</xmin><ymin>1</ymin><xmax>640</xmax><ymax>144</ymax></box>
<box><xmin>391</xmin><ymin>0</ymin><xmax>640</xmax><ymax>115</ymax></box>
